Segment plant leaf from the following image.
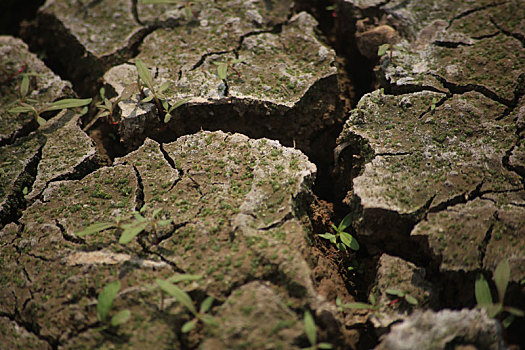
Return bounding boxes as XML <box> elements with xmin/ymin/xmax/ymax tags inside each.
<box><xmin>76</xmin><ymin>222</ymin><xmax>116</xmax><ymax>237</ymax></box>
<box><xmin>141</xmin><ymin>95</ymin><xmax>154</xmax><ymax>103</ymax></box>
<box><xmin>168</xmin><ymin>98</ymin><xmax>190</xmax><ymax>113</ymax></box>
<box><xmin>156</xmin><ymin>279</ymin><xmax>197</xmax><ymax>314</ymax></box>
<box><xmin>319</xmin><ymin>233</ymin><xmax>336</xmax><ymax>241</ymax></box>
<box><xmin>135</xmin><ymin>58</ymin><xmax>154</xmax><ymax>90</ymax></box>
<box><xmin>404</xmin><ymin>294</ymin><xmax>418</xmax><ymax>305</ymax></box>
<box><xmin>494</xmin><ymin>259</ymin><xmax>510</xmax><ymax>303</ymax></box>
<box><xmin>164</xmin><ymin>113</ymin><xmax>172</xmax><ymax>123</ymax></box>
<box><xmin>45</xmin><ymin>98</ymin><xmax>92</xmax><ymax>111</ymax></box>
<box><xmin>119</xmin><ymin>82</ymin><xmax>137</xmax><ymax>101</ymax></box>
<box><xmin>166</xmin><ymin>274</ymin><xmax>203</xmax><ymax>283</ymax></box>
<box><xmin>340</xmin><ymin>231</ymin><xmax>359</xmax><ymax>251</ymax></box>
<box><xmin>475</xmin><ymin>274</ymin><xmax>493</xmax><ymax>306</ymax></box>
<box><xmin>158</xmin><ymin>81</ymin><xmax>170</xmax><ymax>93</ymax></box>
<box><xmin>377</xmin><ymin>43</ymin><xmax>390</xmax><ymax>56</ymax></box>
<box><xmin>318</xmin><ymin>343</ymin><xmax>333</xmax><ymax>349</ymax></box>
<box><xmin>181</xmin><ymin>319</ymin><xmax>197</xmax><ymax>333</ymax></box>
<box><xmin>8</xmin><ymin>106</ymin><xmax>36</xmax><ymax>114</ymax></box>
<box><xmin>111</xmin><ymin>309</ymin><xmax>131</xmax><ymax>326</ymax></box>
<box><xmin>20</xmin><ymin>75</ymin><xmax>29</xmax><ymax>98</ymax></box>
<box><xmin>97</xmin><ymin>281</ymin><xmax>121</xmax><ymax>322</ymax></box>
<box><xmin>99</xmin><ymin>87</ymin><xmax>106</xmax><ymax>99</ymax></box>
<box><xmin>217</xmin><ymin>62</ymin><xmax>227</xmax><ymax>80</ymax></box>
<box><xmin>341</xmin><ymin>302</ymin><xmax>373</xmax><ymax>310</ymax></box>
<box><xmin>504</xmin><ymin>306</ymin><xmax>524</xmax><ymax>317</ymax></box>
<box><xmin>486</xmin><ymin>303</ymin><xmax>502</xmax><ymax>318</ymax></box>
<box><xmin>386</xmin><ymin>289</ymin><xmax>405</xmax><ymax>297</ymax></box>
<box><xmin>36</xmin><ymin>116</ymin><xmax>46</xmax><ymax>126</ymax></box>
<box><xmin>304</xmin><ymin>311</ymin><xmax>316</xmax><ymax>346</ymax></box>
<box><xmin>200</xmin><ymin>296</ymin><xmax>214</xmax><ymax>313</ymax></box>
<box><xmin>199</xmin><ymin>314</ymin><xmax>219</xmax><ymax>326</ymax></box>
<box><xmin>119</xmin><ymin>221</ymin><xmax>148</xmax><ymax>244</ymax></box>
<box><xmin>339</xmin><ymin>213</ymin><xmax>353</xmax><ymax>231</ymax></box>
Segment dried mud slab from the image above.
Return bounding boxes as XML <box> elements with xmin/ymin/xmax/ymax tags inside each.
<box><xmin>375</xmin><ymin>309</ymin><xmax>505</xmax><ymax>350</ymax></box>
<box><xmin>103</xmin><ymin>7</ymin><xmax>339</xmax><ymax>152</ymax></box>
<box><xmin>19</xmin><ymin>0</ymin><xmax>154</xmax><ymax>92</ymax></box>
<box><xmin>0</xmin><ymin>36</ymin><xmax>73</xmax><ymax>145</ymax></box>
<box><xmin>336</xmin><ymin>0</ymin><xmax>525</xmax><ymax>281</ymax></box>
<box><xmin>0</xmin><ymin>131</ymin><xmax>351</xmax><ymax>348</ymax></box>
<box><xmin>366</xmin><ymin>254</ymin><xmax>436</xmax><ymax>330</ymax></box>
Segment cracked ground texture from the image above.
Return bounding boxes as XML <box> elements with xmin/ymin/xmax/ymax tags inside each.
<box><xmin>0</xmin><ymin>0</ymin><xmax>524</xmax><ymax>349</ymax></box>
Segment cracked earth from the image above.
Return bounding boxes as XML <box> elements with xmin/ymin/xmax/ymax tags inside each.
<box><xmin>1</xmin><ymin>0</ymin><xmax>524</xmax><ymax>349</ymax></box>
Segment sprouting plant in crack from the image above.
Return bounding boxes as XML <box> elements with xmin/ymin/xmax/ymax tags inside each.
<box><xmin>8</xmin><ymin>73</ymin><xmax>92</xmax><ymax>126</ymax></box>
<box><xmin>134</xmin><ymin>58</ymin><xmax>189</xmax><ymax>123</ymax></box>
<box><xmin>92</xmin><ymin>84</ymin><xmax>137</xmax><ymax>127</ymax></box>
<box><xmin>318</xmin><ymin>213</ymin><xmax>359</xmax><ymax>252</ymax></box>
<box><xmin>213</xmin><ymin>58</ymin><xmax>243</xmax><ymax>81</ymax></box>
<box><xmin>96</xmin><ymin>280</ymin><xmax>131</xmax><ymax>328</ymax></box>
<box><xmin>335</xmin><ymin>294</ymin><xmax>381</xmax><ymax>312</ymax></box>
<box><xmin>385</xmin><ymin>289</ymin><xmax>418</xmax><ymax>307</ymax></box>
<box><xmin>75</xmin><ymin>207</ymin><xmax>172</xmax><ymax>244</ymax></box>
<box><xmin>475</xmin><ymin>258</ymin><xmax>524</xmax><ymax>328</ymax></box>
<box><xmin>303</xmin><ymin>311</ymin><xmax>333</xmax><ymax>349</ymax></box>
<box><xmin>156</xmin><ymin>278</ymin><xmax>218</xmax><ymax>333</ymax></box>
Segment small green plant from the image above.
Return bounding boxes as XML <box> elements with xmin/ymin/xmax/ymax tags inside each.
<box><xmin>430</xmin><ymin>97</ymin><xmax>438</xmax><ymax>112</ymax></box>
<box><xmin>156</xmin><ymin>278</ymin><xmax>218</xmax><ymax>332</ymax></box>
<box><xmin>97</xmin><ymin>281</ymin><xmax>131</xmax><ymax>327</ymax></box>
<box><xmin>9</xmin><ymin>97</ymin><xmax>92</xmax><ymax>127</ymax></box>
<box><xmin>475</xmin><ymin>259</ymin><xmax>524</xmax><ymax>327</ymax></box>
<box><xmin>76</xmin><ymin>208</ymin><xmax>172</xmax><ymax>244</ymax></box>
<box><xmin>385</xmin><ymin>288</ymin><xmax>418</xmax><ymax>307</ymax></box>
<box><xmin>94</xmin><ymin>84</ymin><xmax>137</xmax><ymax>125</ymax></box>
<box><xmin>213</xmin><ymin>58</ymin><xmax>242</xmax><ymax>81</ymax></box>
<box><xmin>303</xmin><ymin>311</ymin><xmax>332</xmax><ymax>349</ymax></box>
<box><xmin>8</xmin><ymin>68</ymin><xmax>92</xmax><ymax>126</ymax></box>
<box><xmin>134</xmin><ymin>58</ymin><xmax>189</xmax><ymax>123</ymax></box>
<box><xmin>318</xmin><ymin>213</ymin><xmax>359</xmax><ymax>251</ymax></box>
<box><xmin>336</xmin><ymin>294</ymin><xmax>380</xmax><ymax>312</ymax></box>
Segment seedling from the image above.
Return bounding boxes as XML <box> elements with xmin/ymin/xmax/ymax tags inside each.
<box><xmin>336</xmin><ymin>294</ymin><xmax>380</xmax><ymax>312</ymax></box>
<box><xmin>430</xmin><ymin>97</ymin><xmax>438</xmax><ymax>112</ymax></box>
<box><xmin>7</xmin><ymin>68</ymin><xmax>92</xmax><ymax>127</ymax></box>
<box><xmin>318</xmin><ymin>213</ymin><xmax>359</xmax><ymax>252</ymax></box>
<box><xmin>475</xmin><ymin>259</ymin><xmax>524</xmax><ymax>327</ymax></box>
<box><xmin>378</xmin><ymin>43</ymin><xmax>402</xmax><ymax>60</ymax></box>
<box><xmin>9</xmin><ymin>97</ymin><xmax>92</xmax><ymax>127</ymax></box>
<box><xmin>134</xmin><ymin>58</ymin><xmax>189</xmax><ymax>123</ymax></box>
<box><xmin>156</xmin><ymin>278</ymin><xmax>218</xmax><ymax>332</ymax></box>
<box><xmin>90</xmin><ymin>84</ymin><xmax>137</xmax><ymax>127</ymax></box>
<box><xmin>385</xmin><ymin>289</ymin><xmax>418</xmax><ymax>307</ymax></box>
<box><xmin>303</xmin><ymin>311</ymin><xmax>332</xmax><ymax>349</ymax></box>
<box><xmin>213</xmin><ymin>58</ymin><xmax>243</xmax><ymax>80</ymax></box>
<box><xmin>97</xmin><ymin>281</ymin><xmax>131</xmax><ymax>327</ymax></box>
<box><xmin>76</xmin><ymin>208</ymin><xmax>172</xmax><ymax>244</ymax></box>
